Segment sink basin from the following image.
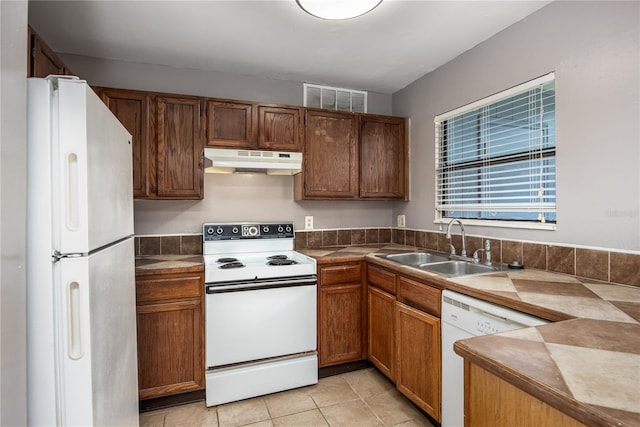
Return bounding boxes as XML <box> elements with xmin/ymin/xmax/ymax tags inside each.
<box><xmin>418</xmin><ymin>261</ymin><xmax>498</xmax><ymax>277</ymax></box>
<box><xmin>382</xmin><ymin>252</ymin><xmax>450</xmax><ymax>266</ymax></box>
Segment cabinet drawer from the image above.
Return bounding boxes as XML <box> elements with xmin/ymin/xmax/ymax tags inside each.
<box><xmin>367</xmin><ymin>265</ymin><xmax>396</xmax><ymax>295</ymax></box>
<box><xmin>136</xmin><ymin>273</ymin><xmax>203</xmax><ymax>303</ymax></box>
<box><xmin>320</xmin><ymin>263</ymin><xmax>362</xmax><ymax>285</ymax></box>
<box><xmin>397</xmin><ymin>276</ymin><xmax>441</xmax><ymax>317</ymax></box>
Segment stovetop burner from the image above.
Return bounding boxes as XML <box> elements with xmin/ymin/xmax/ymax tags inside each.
<box><xmin>267</xmin><ymin>259</ymin><xmax>298</xmax><ymax>266</ymax></box>
<box><xmin>217</xmin><ymin>257</ymin><xmax>239</xmax><ymax>263</ymax></box>
<box><xmin>219</xmin><ymin>262</ymin><xmax>245</xmax><ymax>269</ymax></box>
<box><xmin>203</xmin><ymin>222</ymin><xmax>316</xmax><ymax>284</ymax></box>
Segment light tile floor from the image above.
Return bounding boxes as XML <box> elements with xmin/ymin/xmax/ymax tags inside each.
<box><xmin>140</xmin><ymin>368</ymin><xmax>436</xmax><ymax>427</ymax></box>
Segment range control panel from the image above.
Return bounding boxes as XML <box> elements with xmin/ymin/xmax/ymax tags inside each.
<box><xmin>203</xmin><ymin>223</ymin><xmax>295</xmax><ymax>241</ymax></box>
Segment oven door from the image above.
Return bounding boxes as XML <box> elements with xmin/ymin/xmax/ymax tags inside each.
<box><xmin>205</xmin><ymin>276</ymin><xmax>317</xmax><ymax>368</ymax></box>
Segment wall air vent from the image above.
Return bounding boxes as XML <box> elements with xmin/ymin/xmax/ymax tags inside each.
<box><xmin>304</xmin><ymin>83</ymin><xmax>367</xmax><ymax>113</ymax></box>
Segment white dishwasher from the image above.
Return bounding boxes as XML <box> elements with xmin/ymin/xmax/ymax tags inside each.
<box><xmin>441</xmin><ymin>290</ymin><xmax>548</xmax><ymax>427</ymax></box>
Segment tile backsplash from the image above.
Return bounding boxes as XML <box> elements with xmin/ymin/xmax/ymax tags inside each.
<box><xmin>136</xmin><ymin>228</ymin><xmax>639</xmax><ymax>287</ymax></box>
<box><xmin>136</xmin><ymin>234</ymin><xmax>202</xmax><ymax>256</ymax></box>
<box><xmin>295</xmin><ymin>228</ymin><xmax>640</xmax><ymax>288</ymax></box>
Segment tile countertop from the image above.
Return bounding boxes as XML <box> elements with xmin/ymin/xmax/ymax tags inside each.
<box><xmin>135</xmin><ymin>254</ymin><xmax>204</xmax><ymax>276</ymax></box>
<box><xmin>303</xmin><ymin>245</ymin><xmax>640</xmax><ymax>427</ymax></box>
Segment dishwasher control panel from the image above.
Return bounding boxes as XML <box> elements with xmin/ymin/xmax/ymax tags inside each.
<box><xmin>442</xmin><ymin>290</ymin><xmax>548</xmax><ymax>336</ymax></box>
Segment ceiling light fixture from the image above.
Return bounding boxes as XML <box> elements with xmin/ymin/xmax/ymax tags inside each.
<box><xmin>296</xmin><ymin>0</ymin><xmax>383</xmax><ymax>20</ymax></box>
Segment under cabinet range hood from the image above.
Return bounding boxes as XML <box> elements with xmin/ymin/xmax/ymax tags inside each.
<box><xmin>204</xmin><ymin>148</ymin><xmax>302</xmax><ymax>175</ymax></box>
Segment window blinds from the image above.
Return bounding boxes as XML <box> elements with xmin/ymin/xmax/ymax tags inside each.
<box><xmin>434</xmin><ymin>73</ymin><xmax>556</xmax><ymax>223</ymax></box>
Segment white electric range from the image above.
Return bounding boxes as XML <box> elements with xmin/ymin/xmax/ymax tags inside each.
<box><xmin>202</xmin><ymin>222</ymin><xmax>318</xmax><ymax>407</ymax></box>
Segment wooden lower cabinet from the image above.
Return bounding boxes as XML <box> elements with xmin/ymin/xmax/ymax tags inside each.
<box><xmin>318</xmin><ymin>262</ymin><xmax>365</xmax><ymax>367</ymax></box>
<box><xmin>368</xmin><ymin>285</ymin><xmax>396</xmax><ymax>381</ymax></box>
<box><xmin>366</xmin><ymin>263</ymin><xmax>442</xmax><ymax>422</ymax></box>
<box><xmin>136</xmin><ymin>270</ymin><xmax>204</xmax><ymax>400</ymax></box>
<box><xmin>396</xmin><ymin>302</ymin><xmax>441</xmax><ymax>421</ymax></box>
<box><xmin>465</xmin><ymin>362</ymin><xmax>586</xmax><ymax>427</ymax></box>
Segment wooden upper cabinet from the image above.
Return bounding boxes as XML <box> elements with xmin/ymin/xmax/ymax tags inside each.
<box><xmin>156</xmin><ymin>95</ymin><xmax>204</xmax><ymax>199</ymax></box>
<box><xmin>300</xmin><ymin>109</ymin><xmax>359</xmax><ymax>199</ymax></box>
<box><xmin>29</xmin><ymin>26</ymin><xmax>74</xmax><ymax>78</ymax></box>
<box><xmin>205</xmin><ymin>100</ymin><xmax>303</xmax><ymax>152</ymax></box>
<box><xmin>98</xmin><ymin>88</ymin><xmax>152</xmax><ymax>198</ymax></box>
<box><xmin>257</xmin><ymin>105</ymin><xmax>303</xmax><ymax>151</ymax></box>
<box><xmin>206</xmin><ymin>100</ymin><xmax>256</xmax><ymax>148</ymax></box>
<box><xmin>360</xmin><ymin>115</ymin><xmax>408</xmax><ymax>199</ymax></box>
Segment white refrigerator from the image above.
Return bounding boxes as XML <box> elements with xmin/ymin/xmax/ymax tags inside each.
<box><xmin>26</xmin><ymin>76</ymin><xmax>139</xmax><ymax>426</ymax></box>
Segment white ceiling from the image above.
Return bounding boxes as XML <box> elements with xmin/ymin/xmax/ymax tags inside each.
<box><xmin>28</xmin><ymin>0</ymin><xmax>551</xmax><ymax>94</ymax></box>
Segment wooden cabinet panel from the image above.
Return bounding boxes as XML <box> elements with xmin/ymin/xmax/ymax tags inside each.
<box><xmin>368</xmin><ymin>286</ymin><xmax>396</xmax><ymax>380</ymax></box>
<box><xmin>367</xmin><ymin>264</ymin><xmax>396</xmax><ymax>295</ymax></box>
<box><xmin>206</xmin><ymin>100</ymin><xmax>256</xmax><ymax>148</ymax></box>
<box><xmin>258</xmin><ymin>105</ymin><xmax>303</xmax><ymax>151</ymax></box>
<box><xmin>465</xmin><ymin>362</ymin><xmax>586</xmax><ymax>427</ymax></box>
<box><xmin>136</xmin><ymin>300</ymin><xmax>203</xmax><ymax>399</ymax></box>
<box><xmin>318</xmin><ymin>283</ymin><xmax>364</xmax><ymax>366</ymax></box>
<box><xmin>318</xmin><ymin>262</ymin><xmax>365</xmax><ymax>367</ymax></box>
<box><xmin>301</xmin><ymin>110</ymin><xmax>359</xmax><ymax>199</ymax></box>
<box><xmin>98</xmin><ymin>88</ymin><xmax>151</xmax><ymax>198</ymax></box>
<box><xmin>396</xmin><ymin>302</ymin><xmax>441</xmax><ymax>421</ymax></box>
<box><xmin>136</xmin><ymin>273</ymin><xmax>202</xmax><ymax>303</ymax></box>
<box><xmin>29</xmin><ymin>29</ymin><xmax>69</xmax><ymax>78</ymax></box>
<box><xmin>135</xmin><ymin>270</ymin><xmax>205</xmax><ymax>400</ymax></box>
<box><xmin>360</xmin><ymin>115</ymin><xmax>408</xmax><ymax>199</ymax></box>
<box><xmin>320</xmin><ymin>263</ymin><xmax>362</xmax><ymax>286</ymax></box>
<box><xmin>397</xmin><ymin>276</ymin><xmax>441</xmax><ymax>317</ymax></box>
<box><xmin>156</xmin><ymin>96</ymin><xmax>204</xmax><ymax>199</ymax></box>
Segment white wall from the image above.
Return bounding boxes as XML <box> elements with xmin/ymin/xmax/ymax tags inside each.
<box><xmin>0</xmin><ymin>0</ymin><xmax>28</xmax><ymax>424</ymax></box>
<box><xmin>393</xmin><ymin>1</ymin><xmax>640</xmax><ymax>252</ymax></box>
<box><xmin>60</xmin><ymin>53</ymin><xmax>394</xmax><ymax>114</ymax></box>
<box><xmin>60</xmin><ymin>54</ymin><xmax>397</xmax><ymax>234</ymax></box>
<box><xmin>134</xmin><ymin>174</ymin><xmax>394</xmax><ymax>234</ymax></box>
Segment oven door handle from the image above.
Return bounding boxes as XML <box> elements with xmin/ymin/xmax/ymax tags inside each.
<box><xmin>206</xmin><ymin>276</ymin><xmax>317</xmax><ymax>294</ymax></box>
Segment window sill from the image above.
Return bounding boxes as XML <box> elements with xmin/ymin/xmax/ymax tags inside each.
<box><xmin>434</xmin><ymin>218</ymin><xmax>557</xmax><ymax>231</ymax></box>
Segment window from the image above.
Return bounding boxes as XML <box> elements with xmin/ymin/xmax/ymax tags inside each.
<box><xmin>304</xmin><ymin>83</ymin><xmax>367</xmax><ymax>113</ymax></box>
<box><xmin>434</xmin><ymin>73</ymin><xmax>556</xmax><ymax>229</ymax></box>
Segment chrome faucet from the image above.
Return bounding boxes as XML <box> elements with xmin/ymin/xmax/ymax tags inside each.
<box><xmin>445</xmin><ymin>218</ymin><xmax>467</xmax><ymax>257</ymax></box>
<box><xmin>473</xmin><ymin>239</ymin><xmax>492</xmax><ymax>265</ymax></box>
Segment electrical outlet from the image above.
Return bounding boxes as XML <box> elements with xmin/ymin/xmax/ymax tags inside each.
<box><xmin>305</xmin><ymin>216</ymin><xmax>314</xmax><ymax>230</ymax></box>
<box><xmin>397</xmin><ymin>214</ymin><xmax>406</xmax><ymax>228</ymax></box>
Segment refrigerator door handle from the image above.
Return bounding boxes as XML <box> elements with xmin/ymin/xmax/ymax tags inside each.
<box><xmin>66</xmin><ymin>152</ymin><xmax>79</xmax><ymax>231</ymax></box>
<box><xmin>67</xmin><ymin>281</ymin><xmax>84</xmax><ymax>360</ymax></box>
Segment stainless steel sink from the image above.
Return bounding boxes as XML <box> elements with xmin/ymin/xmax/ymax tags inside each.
<box><xmin>418</xmin><ymin>261</ymin><xmax>498</xmax><ymax>277</ymax></box>
<box><xmin>381</xmin><ymin>252</ymin><xmax>450</xmax><ymax>266</ymax></box>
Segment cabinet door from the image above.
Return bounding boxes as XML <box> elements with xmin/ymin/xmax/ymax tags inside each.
<box><xmin>136</xmin><ymin>299</ymin><xmax>204</xmax><ymax>399</ymax></box>
<box><xmin>156</xmin><ymin>96</ymin><xmax>204</xmax><ymax>199</ymax></box>
<box><xmin>30</xmin><ymin>31</ymin><xmax>67</xmax><ymax>78</ymax></box>
<box><xmin>360</xmin><ymin>115</ymin><xmax>407</xmax><ymax>199</ymax></box>
<box><xmin>319</xmin><ymin>283</ymin><xmax>363</xmax><ymax>367</ymax></box>
<box><xmin>396</xmin><ymin>302</ymin><xmax>441</xmax><ymax>421</ymax></box>
<box><xmin>465</xmin><ymin>363</ymin><xmax>586</xmax><ymax>427</ymax></box>
<box><xmin>368</xmin><ymin>286</ymin><xmax>396</xmax><ymax>381</ymax></box>
<box><xmin>98</xmin><ymin>88</ymin><xmax>152</xmax><ymax>198</ymax></box>
<box><xmin>206</xmin><ymin>100</ymin><xmax>256</xmax><ymax>148</ymax></box>
<box><xmin>258</xmin><ymin>105</ymin><xmax>303</xmax><ymax>151</ymax></box>
<box><xmin>303</xmin><ymin>110</ymin><xmax>359</xmax><ymax>199</ymax></box>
